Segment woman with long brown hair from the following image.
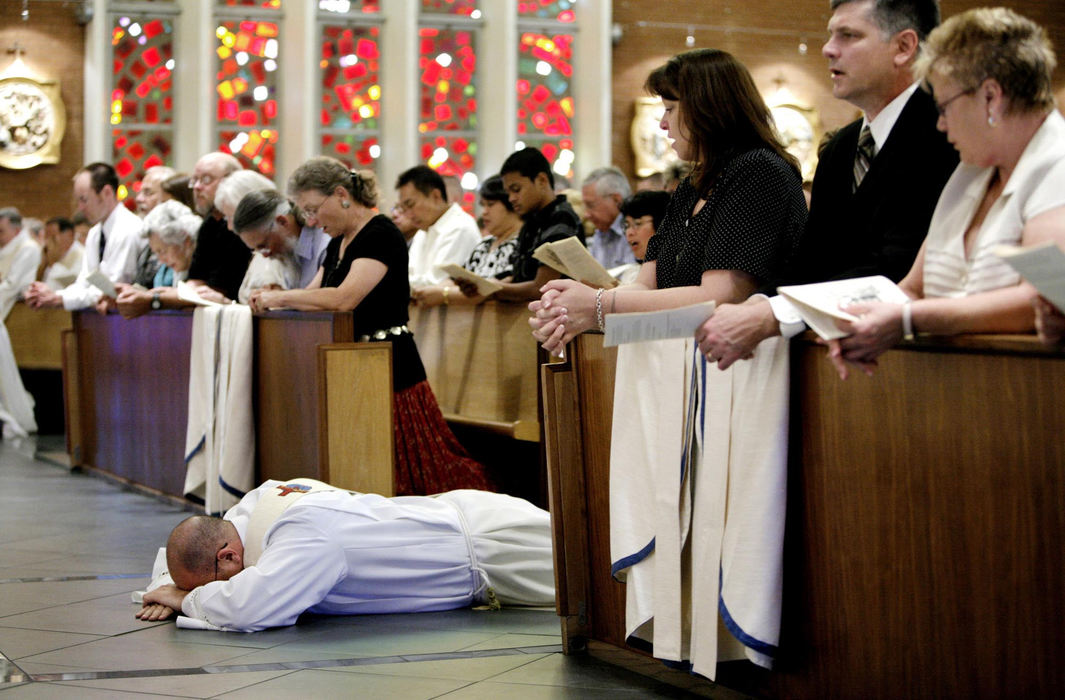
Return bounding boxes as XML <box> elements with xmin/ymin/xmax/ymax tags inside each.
<box><xmin>530</xmin><ymin>48</ymin><xmax>807</xmax><ymax>350</ymax></box>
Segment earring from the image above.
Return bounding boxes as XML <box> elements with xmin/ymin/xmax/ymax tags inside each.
<box><xmin>341</xmin><ymin>200</ymin><xmax>350</xmax><ymax>209</ymax></box>
<box><xmin>987</xmin><ymin>114</ymin><xmax>997</xmax><ymax>128</ymax></box>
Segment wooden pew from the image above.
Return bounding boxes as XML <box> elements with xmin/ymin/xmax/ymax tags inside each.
<box><xmin>543</xmin><ymin>332</ymin><xmax>1065</xmax><ymax>699</ymax></box>
<box><xmin>6</xmin><ymin>301</ymin><xmax>71</xmax><ymax>370</ymax></box>
<box><xmin>68</xmin><ymin>309</ymin><xmax>393</xmax><ymax>498</ymax></box>
<box><xmin>411</xmin><ymin>301</ymin><xmax>541</xmax><ymax>442</ymax></box>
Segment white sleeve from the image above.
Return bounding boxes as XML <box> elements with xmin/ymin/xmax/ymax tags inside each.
<box><xmin>181</xmin><ymin>517</ymin><xmax>347</xmax><ymax>632</ymax></box>
<box><xmin>0</xmin><ymin>242</ymin><xmax>41</xmax><ymax>316</ymax></box>
<box><xmin>58</xmin><ymin>245</ymin><xmax>103</xmax><ymax>311</ymax></box>
<box><xmin>418</xmin><ymin>226</ymin><xmax>480</xmax><ymax>287</ymax></box>
<box><xmin>766</xmin><ymin>294</ymin><xmax>807</xmax><ymax>339</ymax></box>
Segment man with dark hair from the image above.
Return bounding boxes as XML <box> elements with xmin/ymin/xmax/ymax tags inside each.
<box><xmin>495</xmin><ymin>147</ymin><xmax>582</xmax><ymax>302</ymax></box>
<box><xmin>395</xmin><ymin>164</ymin><xmax>480</xmax><ymax>289</ymax></box>
<box><xmin>696</xmin><ymin>0</ymin><xmax>958</xmax><ymax>368</ymax></box>
<box><xmin>136</xmin><ymin>479</ymin><xmax>555</xmax><ymax>632</ymax></box>
<box><xmin>24</xmin><ymin>162</ymin><xmax>145</xmax><ymax>311</ymax></box>
<box><xmin>37</xmin><ymin>216</ymin><xmax>84</xmax><ymax>290</ymax></box>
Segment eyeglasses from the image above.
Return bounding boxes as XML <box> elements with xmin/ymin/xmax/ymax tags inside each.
<box><xmin>189</xmin><ymin>174</ymin><xmax>217</xmax><ymax>189</ymax></box>
<box><xmin>299</xmin><ymin>196</ymin><xmax>329</xmax><ymax>218</ymax></box>
<box><xmin>623</xmin><ymin>216</ymin><xmax>655</xmax><ymax>231</ymax></box>
<box><xmin>394</xmin><ymin>198</ymin><xmax>419</xmax><ymax>213</ymax></box>
<box><xmin>214</xmin><ymin>542</ymin><xmax>228</xmax><ymax>582</ymax></box>
<box><xmin>934</xmin><ymin>87</ymin><xmax>975</xmax><ymax>117</ymax></box>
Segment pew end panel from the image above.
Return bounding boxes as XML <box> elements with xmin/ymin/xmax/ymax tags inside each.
<box><xmin>316</xmin><ymin>342</ymin><xmax>394</xmax><ymax>496</ymax></box>
<box><xmin>254</xmin><ymin>311</ymin><xmax>353</xmax><ymax>484</ymax></box>
<box><xmin>7</xmin><ymin>302</ymin><xmax>71</xmax><ymax>370</ymax></box>
<box><xmin>541</xmin><ymin>356</ymin><xmax>590</xmax><ymax>651</ymax></box>
<box><xmin>411</xmin><ymin>301</ymin><xmax>541</xmax><ymax>442</ymax></box>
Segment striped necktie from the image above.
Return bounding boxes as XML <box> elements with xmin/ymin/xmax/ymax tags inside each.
<box><xmin>852</xmin><ymin>125</ymin><xmax>876</xmax><ymax>192</ymax></box>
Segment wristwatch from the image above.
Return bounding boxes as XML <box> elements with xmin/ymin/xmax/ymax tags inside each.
<box><xmin>150</xmin><ymin>292</ymin><xmax>162</xmax><ymax>310</ymax></box>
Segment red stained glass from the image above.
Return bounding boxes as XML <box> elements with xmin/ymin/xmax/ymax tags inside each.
<box><xmin>320</xmin><ymin>25</ymin><xmax>380</xmax><ymax>131</ymax></box>
<box><xmin>320</xmin><ymin>134</ymin><xmax>380</xmax><ymax>170</ymax></box>
<box><xmin>112</xmin><ymin>15</ymin><xmax>174</xmax><ymax>202</ymax></box>
<box><xmin>216</xmin><ymin>20</ymin><xmax>280</xmax><ymax>175</ymax></box>
<box><xmin>418</xmin><ymin>27</ymin><xmax>476</xmax><ymax>133</ymax></box>
<box><xmin>220</xmin><ymin>0</ymin><xmax>281</xmax><ymax>9</ymax></box>
<box><xmin>421</xmin><ymin>0</ymin><xmax>478</xmax><ymax>16</ymax></box>
<box><xmin>517</xmin><ymin>31</ymin><xmax>574</xmax><ymax>178</ymax></box>
<box><xmin>517</xmin><ymin>0</ymin><xmax>576</xmax><ymax>22</ymax></box>
<box><xmin>110</xmin><ymin>130</ymin><xmax>174</xmax><ymax>204</ymax></box>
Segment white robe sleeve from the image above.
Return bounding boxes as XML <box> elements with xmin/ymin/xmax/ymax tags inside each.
<box><xmin>0</xmin><ymin>238</ymin><xmax>41</xmax><ymax>319</ymax></box>
<box><xmin>180</xmin><ymin>517</ymin><xmax>348</xmax><ymax>632</ymax></box>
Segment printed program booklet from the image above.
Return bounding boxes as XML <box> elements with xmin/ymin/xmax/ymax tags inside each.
<box><xmin>603</xmin><ymin>300</ymin><xmax>716</xmax><ymax>347</ymax></box>
<box><xmin>777</xmin><ymin>275</ymin><xmax>910</xmax><ymax>340</ymax></box>
<box><xmin>533</xmin><ymin>237</ymin><xmax>618</xmax><ymax>289</ymax></box>
<box><xmin>994</xmin><ymin>242</ymin><xmax>1065</xmax><ymax>312</ymax></box>
<box><xmin>435</xmin><ymin>263</ymin><xmax>504</xmax><ymax>297</ymax></box>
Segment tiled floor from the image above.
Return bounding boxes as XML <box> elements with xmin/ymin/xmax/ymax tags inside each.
<box><xmin>0</xmin><ymin>437</ymin><xmax>748</xmax><ymax>699</ymax></box>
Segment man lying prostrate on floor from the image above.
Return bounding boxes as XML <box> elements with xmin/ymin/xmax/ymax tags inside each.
<box><xmin>136</xmin><ymin>479</ymin><xmax>555</xmax><ymax>632</ymax></box>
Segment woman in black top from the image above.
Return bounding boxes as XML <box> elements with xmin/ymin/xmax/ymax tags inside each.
<box><xmin>249</xmin><ymin>156</ymin><xmax>490</xmax><ymax>496</ymax></box>
<box><xmin>530</xmin><ymin>49</ymin><xmax>807</xmax><ymax>352</ymax></box>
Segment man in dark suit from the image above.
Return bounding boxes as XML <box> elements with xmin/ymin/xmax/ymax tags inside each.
<box><xmin>696</xmin><ymin>0</ymin><xmax>958</xmax><ymax>367</ymax></box>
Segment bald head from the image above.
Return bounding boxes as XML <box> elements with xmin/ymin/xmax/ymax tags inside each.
<box><xmin>192</xmin><ymin>152</ymin><xmax>243</xmax><ymax>217</ymax></box>
<box><xmin>166</xmin><ymin>516</ymin><xmax>242</xmax><ymax>590</ymax></box>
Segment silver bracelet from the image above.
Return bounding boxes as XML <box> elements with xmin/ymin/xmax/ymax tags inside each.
<box><xmin>595</xmin><ymin>287</ymin><xmax>605</xmax><ymax>331</ymax></box>
<box><xmin>902</xmin><ymin>299</ymin><xmax>915</xmax><ymax>341</ymax></box>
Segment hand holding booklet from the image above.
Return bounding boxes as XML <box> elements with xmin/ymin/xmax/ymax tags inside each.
<box><xmin>603</xmin><ymin>300</ymin><xmax>716</xmax><ymax>347</ymax></box>
<box><xmin>86</xmin><ymin>270</ymin><xmax>117</xmax><ymax>298</ymax></box>
<box><xmin>993</xmin><ymin>241</ymin><xmax>1065</xmax><ymax>312</ymax></box>
<box><xmin>533</xmin><ymin>237</ymin><xmax>618</xmax><ymax>289</ymax></box>
<box><xmin>435</xmin><ymin>263</ymin><xmax>503</xmax><ymax>297</ymax></box>
<box><xmin>177</xmin><ymin>280</ymin><xmax>225</xmax><ymax>307</ymax></box>
<box><xmin>776</xmin><ymin>275</ymin><xmax>910</xmax><ymax>340</ymax></box>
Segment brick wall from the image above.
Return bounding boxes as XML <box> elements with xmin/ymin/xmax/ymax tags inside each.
<box><xmin>0</xmin><ymin>1</ymin><xmax>84</xmax><ymax>221</ymax></box>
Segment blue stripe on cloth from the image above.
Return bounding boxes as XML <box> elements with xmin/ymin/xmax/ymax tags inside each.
<box><xmin>184</xmin><ymin>435</ymin><xmax>205</xmax><ymax>464</ymax></box>
<box><xmin>718</xmin><ymin>595</ymin><xmax>779</xmax><ymax>659</ymax></box>
<box><xmin>218</xmin><ymin>475</ymin><xmax>246</xmax><ymax>500</ymax></box>
<box><xmin>611</xmin><ymin>537</ymin><xmax>655</xmax><ymax>580</ymax></box>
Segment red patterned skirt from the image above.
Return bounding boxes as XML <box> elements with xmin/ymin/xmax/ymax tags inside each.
<box><xmin>392</xmin><ymin>379</ymin><xmax>494</xmax><ymax>495</ymax></box>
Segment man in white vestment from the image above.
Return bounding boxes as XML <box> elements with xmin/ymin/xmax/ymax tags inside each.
<box><xmin>138</xmin><ymin>479</ymin><xmax>555</xmax><ymax>632</ymax></box>
<box><xmin>0</xmin><ymin>207</ymin><xmax>42</xmax><ymax>320</ymax></box>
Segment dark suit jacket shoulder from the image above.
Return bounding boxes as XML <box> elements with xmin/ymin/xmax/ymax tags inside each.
<box><xmin>787</xmin><ymin>88</ymin><xmax>959</xmax><ymax>286</ymax></box>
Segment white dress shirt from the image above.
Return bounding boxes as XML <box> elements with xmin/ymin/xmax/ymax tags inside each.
<box><xmin>407</xmin><ymin>203</ymin><xmax>481</xmax><ymax>287</ymax></box>
<box><xmin>58</xmin><ymin>204</ymin><xmax>144</xmax><ymax>310</ymax></box>
<box><xmin>42</xmin><ymin>240</ymin><xmax>85</xmax><ymax>291</ymax></box>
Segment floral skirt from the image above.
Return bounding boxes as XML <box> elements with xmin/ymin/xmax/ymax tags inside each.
<box><xmin>392</xmin><ymin>379</ymin><xmax>494</xmax><ymax>495</ymax></box>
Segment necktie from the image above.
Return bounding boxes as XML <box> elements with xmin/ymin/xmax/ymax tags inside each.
<box><xmin>98</xmin><ymin>228</ymin><xmax>107</xmax><ymax>262</ymax></box>
<box><xmin>853</xmin><ymin>125</ymin><xmax>876</xmax><ymax>192</ymax></box>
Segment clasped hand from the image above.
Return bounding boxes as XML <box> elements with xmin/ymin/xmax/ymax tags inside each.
<box><xmin>528</xmin><ymin>280</ymin><xmax>596</xmax><ymax>355</ymax></box>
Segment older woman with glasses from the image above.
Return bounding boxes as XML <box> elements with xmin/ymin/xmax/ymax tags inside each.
<box><xmin>830</xmin><ymin>7</ymin><xmax>1065</xmax><ymax>377</ymax></box>
<box><xmin>248</xmin><ymin>157</ymin><xmax>492</xmax><ymax>496</ymax></box>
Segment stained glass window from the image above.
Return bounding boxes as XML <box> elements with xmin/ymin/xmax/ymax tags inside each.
<box><xmin>517</xmin><ymin>31</ymin><xmax>574</xmax><ymax>180</ymax></box>
<box><xmin>421</xmin><ymin>0</ymin><xmax>478</xmax><ymax>16</ymax></box>
<box><xmin>111</xmin><ymin>14</ymin><xmax>174</xmax><ymax>205</ymax></box>
<box><xmin>320</xmin><ymin>25</ymin><xmax>381</xmax><ymax>169</ymax></box>
<box><xmin>220</xmin><ymin>0</ymin><xmax>281</xmax><ymax>8</ymax></box>
<box><xmin>420</xmin><ymin>135</ymin><xmax>477</xmax><ymax>209</ymax></box>
<box><xmin>517</xmin><ymin>0</ymin><xmax>576</xmax><ymax>23</ymax></box>
<box><xmin>319</xmin><ymin>0</ymin><xmax>380</xmax><ymax>12</ymax></box>
<box><xmin>215</xmin><ymin>20</ymin><xmax>280</xmax><ymax>175</ymax></box>
<box><xmin>418</xmin><ymin>26</ymin><xmax>477</xmax><ymax>210</ymax></box>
